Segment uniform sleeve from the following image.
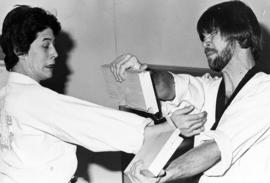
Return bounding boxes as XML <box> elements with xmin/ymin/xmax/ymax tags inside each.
<box><xmin>198</xmin><ymin>74</ymin><xmax>270</xmax><ymax>176</ymax></box>
<box><xmin>17</xmin><ymin>87</ymin><xmax>152</xmax><ymax>154</ymax></box>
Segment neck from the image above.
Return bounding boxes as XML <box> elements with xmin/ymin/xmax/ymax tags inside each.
<box><xmin>221</xmin><ymin>48</ymin><xmax>255</xmax><ymax>98</ymax></box>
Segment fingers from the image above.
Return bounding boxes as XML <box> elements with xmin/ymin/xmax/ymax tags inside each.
<box><xmin>110</xmin><ymin>54</ymin><xmax>131</xmax><ymax>82</ymax></box>
<box><xmin>171</xmin><ymin>110</ymin><xmax>207</xmax><ymax>126</ymax></box>
<box><xmin>170</xmin><ymin>109</ymin><xmax>207</xmax><ymax>137</ymax></box>
<box><xmin>117</xmin><ymin>54</ymin><xmax>133</xmax><ymax>81</ymax></box>
<box><xmin>186</xmin><ymin>112</ymin><xmax>207</xmax><ymax>125</ymax></box>
<box><xmin>184</xmin><ymin>122</ymin><xmax>206</xmax><ymax>136</ymax></box>
<box><xmin>172</xmin><ymin>105</ymin><xmax>195</xmax><ymax>115</ymax></box>
<box><xmin>141</xmin><ymin>169</ymin><xmax>165</xmax><ymax>178</ymax></box>
<box><xmin>141</xmin><ymin>169</ymin><xmax>155</xmax><ymax>177</ymax></box>
<box><xmin>110</xmin><ymin>53</ymin><xmax>146</xmax><ymax>82</ymax></box>
<box><xmin>128</xmin><ymin>160</ymin><xmax>162</xmax><ymax>183</ymax></box>
<box><xmin>110</xmin><ymin>54</ymin><xmax>126</xmax><ymax>81</ymax></box>
<box><xmin>140</xmin><ymin>63</ymin><xmax>148</xmax><ymax>71</ymax></box>
<box><xmin>129</xmin><ymin>160</ymin><xmax>144</xmax><ymax>183</ymax></box>
<box><xmin>156</xmin><ymin>169</ymin><xmax>166</xmax><ymax>177</ymax></box>
<box><xmin>185</xmin><ymin>127</ymin><xmax>204</xmax><ymax>136</ymax></box>
<box><xmin>178</xmin><ymin>122</ymin><xmax>205</xmax><ymax>136</ymax></box>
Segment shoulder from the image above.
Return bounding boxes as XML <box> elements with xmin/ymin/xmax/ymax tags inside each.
<box><xmin>251</xmin><ymin>72</ymin><xmax>270</xmax><ymax>88</ymax></box>
<box><xmin>6</xmin><ymin>83</ymin><xmax>58</xmax><ymax>111</ymax></box>
<box><xmin>240</xmin><ymin>72</ymin><xmax>270</xmax><ymax>98</ymax></box>
<box><xmin>172</xmin><ymin>72</ymin><xmax>221</xmax><ymax>82</ymax></box>
<box><xmin>201</xmin><ymin>73</ymin><xmax>222</xmax><ymax>83</ymax></box>
<box><xmin>255</xmin><ymin>72</ymin><xmax>270</xmax><ymax>90</ymax></box>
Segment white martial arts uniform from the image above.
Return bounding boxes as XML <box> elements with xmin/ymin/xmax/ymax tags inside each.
<box><xmin>162</xmin><ymin>72</ymin><xmax>270</xmax><ymax>183</ymax></box>
<box><xmin>0</xmin><ymin>72</ymin><xmax>151</xmax><ymax>183</ymax></box>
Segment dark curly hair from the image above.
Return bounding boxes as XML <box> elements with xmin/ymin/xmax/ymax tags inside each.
<box><xmin>0</xmin><ymin>5</ymin><xmax>61</xmax><ymax>71</ymax></box>
<box><xmin>197</xmin><ymin>1</ymin><xmax>261</xmax><ymax>61</ymax></box>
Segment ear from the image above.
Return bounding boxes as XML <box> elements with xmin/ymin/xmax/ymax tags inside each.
<box><xmin>238</xmin><ymin>37</ymin><xmax>250</xmax><ymax>49</ymax></box>
<box><xmin>17</xmin><ymin>53</ymin><xmax>28</xmax><ymax>62</ymax></box>
<box><xmin>14</xmin><ymin>48</ymin><xmax>27</xmax><ymax>61</ymax></box>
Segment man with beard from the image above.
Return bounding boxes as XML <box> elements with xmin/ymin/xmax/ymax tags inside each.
<box><xmin>110</xmin><ymin>1</ymin><xmax>270</xmax><ymax>183</ymax></box>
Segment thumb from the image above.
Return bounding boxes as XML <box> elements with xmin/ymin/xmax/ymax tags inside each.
<box><xmin>140</xmin><ymin>64</ymin><xmax>148</xmax><ymax>71</ymax></box>
<box><xmin>158</xmin><ymin>169</ymin><xmax>166</xmax><ymax>177</ymax></box>
<box><xmin>173</xmin><ymin>105</ymin><xmax>194</xmax><ymax>115</ymax></box>
<box><xmin>140</xmin><ymin>169</ymin><xmax>155</xmax><ymax>177</ymax></box>
<box><xmin>141</xmin><ymin>169</ymin><xmax>166</xmax><ymax>178</ymax></box>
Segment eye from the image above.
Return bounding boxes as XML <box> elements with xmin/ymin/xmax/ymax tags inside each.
<box><xmin>202</xmin><ymin>34</ymin><xmax>210</xmax><ymax>42</ymax></box>
<box><xmin>202</xmin><ymin>31</ymin><xmax>218</xmax><ymax>42</ymax></box>
<box><xmin>42</xmin><ymin>43</ymin><xmax>50</xmax><ymax>49</ymax></box>
<box><xmin>210</xmin><ymin>31</ymin><xmax>217</xmax><ymax>38</ymax></box>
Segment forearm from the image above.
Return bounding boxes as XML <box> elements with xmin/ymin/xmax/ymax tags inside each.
<box><xmin>161</xmin><ymin>140</ymin><xmax>221</xmax><ymax>182</ymax></box>
<box><xmin>144</xmin><ymin>121</ymin><xmax>175</xmax><ymax>139</ymax></box>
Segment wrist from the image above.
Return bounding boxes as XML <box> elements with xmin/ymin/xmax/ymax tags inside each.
<box><xmin>165</xmin><ymin>116</ymin><xmax>178</xmax><ymax>130</ymax></box>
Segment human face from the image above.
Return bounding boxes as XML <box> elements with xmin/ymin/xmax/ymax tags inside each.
<box><xmin>23</xmin><ymin>28</ymin><xmax>58</xmax><ymax>82</ymax></box>
<box><xmin>202</xmin><ymin>31</ymin><xmax>234</xmax><ymax>72</ymax></box>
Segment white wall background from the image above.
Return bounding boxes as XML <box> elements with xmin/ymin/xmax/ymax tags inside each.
<box><xmin>1</xmin><ymin>0</ymin><xmax>270</xmax><ymax>182</ymax></box>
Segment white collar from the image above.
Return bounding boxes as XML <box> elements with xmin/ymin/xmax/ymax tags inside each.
<box><xmin>7</xmin><ymin>72</ymin><xmax>40</xmax><ymax>85</ymax></box>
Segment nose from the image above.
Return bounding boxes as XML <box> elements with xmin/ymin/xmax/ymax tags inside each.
<box><xmin>51</xmin><ymin>45</ymin><xmax>58</xmax><ymax>59</ymax></box>
<box><xmin>202</xmin><ymin>36</ymin><xmax>212</xmax><ymax>48</ymax></box>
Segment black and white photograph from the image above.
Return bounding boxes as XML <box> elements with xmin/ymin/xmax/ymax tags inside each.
<box><xmin>0</xmin><ymin>1</ymin><xmax>270</xmax><ymax>183</ymax></box>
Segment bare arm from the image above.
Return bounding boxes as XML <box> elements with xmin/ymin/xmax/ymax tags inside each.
<box><xmin>161</xmin><ymin>140</ymin><xmax>221</xmax><ymax>182</ymax></box>
<box><xmin>151</xmin><ymin>70</ymin><xmax>176</xmax><ymax>101</ymax></box>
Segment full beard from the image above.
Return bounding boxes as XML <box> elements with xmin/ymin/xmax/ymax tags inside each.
<box><xmin>207</xmin><ymin>43</ymin><xmax>234</xmax><ymax>72</ymax></box>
